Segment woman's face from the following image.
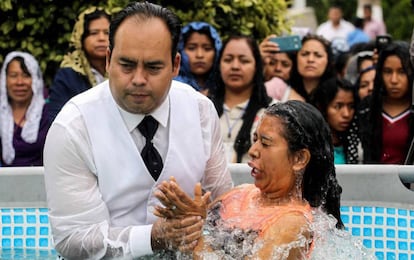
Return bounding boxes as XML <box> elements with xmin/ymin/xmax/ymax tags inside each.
<box><xmin>247</xmin><ymin>115</ymin><xmax>299</xmax><ymax>196</ymax></box>
<box><xmin>184</xmin><ymin>32</ymin><xmax>215</xmax><ymax>77</ymax></box>
<box><xmin>297</xmin><ymin>39</ymin><xmax>328</xmax><ymax>80</ymax></box>
<box><xmin>327</xmin><ymin>89</ymin><xmax>355</xmax><ymax>133</ymax></box>
<box><xmin>83</xmin><ymin>17</ymin><xmax>110</xmax><ymax>60</ymax></box>
<box><xmin>358</xmin><ymin>69</ymin><xmax>375</xmax><ymax>99</ymax></box>
<box><xmin>382</xmin><ymin>55</ymin><xmax>409</xmax><ymax>100</ymax></box>
<box><xmin>6</xmin><ymin>60</ymin><xmax>33</xmax><ymax>105</ymax></box>
<box><xmin>220</xmin><ymin>39</ymin><xmax>256</xmax><ymax>91</ymax></box>
<box><xmin>263</xmin><ymin>52</ymin><xmax>293</xmax><ymax>81</ymax></box>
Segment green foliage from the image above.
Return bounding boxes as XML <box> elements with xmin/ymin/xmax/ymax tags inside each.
<box><xmin>0</xmin><ymin>0</ymin><xmax>289</xmax><ymax>87</ymax></box>
<box><xmin>382</xmin><ymin>0</ymin><xmax>414</xmax><ymax>42</ymax></box>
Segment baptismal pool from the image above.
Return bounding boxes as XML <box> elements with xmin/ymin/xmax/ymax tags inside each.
<box><xmin>1</xmin><ymin>164</ymin><xmax>414</xmax><ymax>259</ymax></box>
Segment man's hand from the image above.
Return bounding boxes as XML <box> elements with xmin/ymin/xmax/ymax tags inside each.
<box><xmin>154</xmin><ymin>177</ymin><xmax>210</xmax><ymax>219</ymax></box>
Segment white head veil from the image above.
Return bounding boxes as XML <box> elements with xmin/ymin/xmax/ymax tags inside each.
<box><xmin>0</xmin><ymin>51</ymin><xmax>45</xmax><ymax>164</ymax></box>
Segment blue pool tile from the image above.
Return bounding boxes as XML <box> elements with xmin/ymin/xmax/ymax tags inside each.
<box><xmin>352</xmin><ymin>206</ymin><xmax>362</xmax><ymax>212</ymax></box>
<box><xmin>13</xmin><ymin>208</ymin><xmax>23</xmax><ymax>212</ymax></box>
<box><xmin>39</xmin><ymin>238</ymin><xmax>49</xmax><ymax>247</ymax></box>
<box><xmin>386</xmin><ymin>217</ymin><xmax>396</xmax><ymax>226</ymax></box>
<box><xmin>410</xmin><ymin>210</ymin><xmax>414</xmax><ymax>216</ymax></box>
<box><xmin>26</xmin><ymin>215</ymin><xmax>36</xmax><ymax>224</ymax></box>
<box><xmin>398</xmin><ymin>209</ymin><xmax>408</xmax><ymax>216</ymax></box>
<box><xmin>386</xmin><ymin>229</ymin><xmax>395</xmax><ymax>238</ymax></box>
<box><xmin>341</xmin><ymin>215</ymin><xmax>349</xmax><ymax>224</ymax></box>
<box><xmin>352</xmin><ymin>215</ymin><xmax>361</xmax><ymax>224</ymax></box>
<box><xmin>40</xmin><ymin>227</ymin><xmax>49</xmax><ymax>235</ymax></box>
<box><xmin>399</xmin><ymin>230</ymin><xmax>408</xmax><ymax>239</ymax></box>
<box><xmin>375</xmin><ymin>251</ymin><xmax>384</xmax><ymax>259</ymax></box>
<box><xmin>363</xmin><ymin>239</ymin><xmax>372</xmax><ymax>248</ymax></box>
<box><xmin>39</xmin><ymin>208</ymin><xmax>48</xmax><ymax>212</ymax></box>
<box><xmin>1</xmin><ymin>208</ymin><xmax>11</xmax><ymax>212</ymax></box>
<box><xmin>386</xmin><ymin>252</ymin><xmax>396</xmax><ymax>259</ymax></box>
<box><xmin>387</xmin><ymin>208</ymin><xmax>396</xmax><ymax>214</ymax></box>
<box><xmin>2</xmin><ymin>215</ymin><xmax>11</xmax><ymax>224</ymax></box>
<box><xmin>13</xmin><ymin>239</ymin><xmax>23</xmax><ymax>247</ymax></box>
<box><xmin>376</xmin><ymin>207</ymin><xmax>385</xmax><ymax>213</ymax></box>
<box><xmin>363</xmin><ymin>228</ymin><xmax>372</xmax><ymax>236</ymax></box>
<box><xmin>2</xmin><ymin>227</ymin><xmax>11</xmax><ymax>236</ymax></box>
<box><xmin>2</xmin><ymin>239</ymin><xmax>11</xmax><ymax>247</ymax></box>
<box><xmin>352</xmin><ymin>228</ymin><xmax>360</xmax><ymax>236</ymax></box>
<box><xmin>411</xmin><ymin>231</ymin><xmax>414</xmax><ymax>239</ymax></box>
<box><xmin>410</xmin><ymin>242</ymin><xmax>414</xmax><ymax>250</ymax></box>
<box><xmin>26</xmin><ymin>227</ymin><xmax>36</xmax><ymax>236</ymax></box>
<box><xmin>399</xmin><ymin>241</ymin><xmax>408</xmax><ymax>250</ymax></box>
<box><xmin>399</xmin><ymin>253</ymin><xmax>408</xmax><ymax>260</ymax></box>
<box><xmin>340</xmin><ymin>206</ymin><xmax>350</xmax><ymax>212</ymax></box>
<box><xmin>26</xmin><ymin>238</ymin><xmax>35</xmax><ymax>247</ymax></box>
<box><xmin>386</xmin><ymin>240</ymin><xmax>396</xmax><ymax>249</ymax></box>
<box><xmin>13</xmin><ymin>227</ymin><xmax>23</xmax><ymax>235</ymax></box>
<box><xmin>411</xmin><ymin>219</ymin><xmax>414</xmax><ymax>228</ymax></box>
<box><xmin>375</xmin><ymin>240</ymin><xmax>384</xmax><ymax>248</ymax></box>
<box><xmin>363</xmin><ymin>216</ymin><xmax>372</xmax><ymax>224</ymax></box>
<box><xmin>375</xmin><ymin>216</ymin><xmax>384</xmax><ymax>225</ymax></box>
<box><xmin>398</xmin><ymin>218</ymin><xmax>407</xmax><ymax>227</ymax></box>
<box><xmin>375</xmin><ymin>228</ymin><xmax>384</xmax><ymax>237</ymax></box>
<box><xmin>39</xmin><ymin>215</ymin><xmax>48</xmax><ymax>224</ymax></box>
<box><xmin>13</xmin><ymin>215</ymin><xmax>23</xmax><ymax>224</ymax></box>
<box><xmin>26</xmin><ymin>208</ymin><xmax>36</xmax><ymax>212</ymax></box>
<box><xmin>363</xmin><ymin>207</ymin><xmax>373</xmax><ymax>213</ymax></box>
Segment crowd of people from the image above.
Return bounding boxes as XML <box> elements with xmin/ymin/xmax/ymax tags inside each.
<box><xmin>0</xmin><ymin>1</ymin><xmax>410</xmax><ymax>258</ymax></box>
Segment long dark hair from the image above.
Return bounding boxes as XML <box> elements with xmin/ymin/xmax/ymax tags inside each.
<box><xmin>290</xmin><ymin>33</ymin><xmax>335</xmax><ymax>102</ymax></box>
<box><xmin>266</xmin><ymin>101</ymin><xmax>344</xmax><ymax>229</ymax></box>
<box><xmin>211</xmin><ymin>35</ymin><xmax>271</xmax><ymax>162</ymax></box>
<box><xmin>362</xmin><ymin>42</ymin><xmax>414</xmax><ymax>163</ymax></box>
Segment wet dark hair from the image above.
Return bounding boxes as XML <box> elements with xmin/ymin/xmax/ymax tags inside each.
<box><xmin>289</xmin><ymin>33</ymin><xmax>336</xmax><ymax>102</ymax></box>
<box><xmin>265</xmin><ymin>101</ymin><xmax>344</xmax><ymax>229</ymax></box>
<box><xmin>6</xmin><ymin>56</ymin><xmax>31</xmax><ymax>77</ymax></box>
<box><xmin>81</xmin><ymin>9</ymin><xmax>111</xmax><ymax>44</ymax></box>
<box><xmin>211</xmin><ymin>35</ymin><xmax>272</xmax><ymax>162</ymax></box>
<box><xmin>362</xmin><ymin>42</ymin><xmax>414</xmax><ymax>163</ymax></box>
<box><xmin>108</xmin><ymin>1</ymin><xmax>181</xmax><ymax>65</ymax></box>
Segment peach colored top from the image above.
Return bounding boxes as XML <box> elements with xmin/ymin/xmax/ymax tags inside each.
<box><xmin>218</xmin><ymin>184</ymin><xmax>312</xmax><ymax>238</ymax></box>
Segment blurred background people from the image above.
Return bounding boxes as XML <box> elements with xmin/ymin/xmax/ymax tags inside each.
<box><xmin>48</xmin><ymin>7</ymin><xmax>110</xmax><ymax>122</ymax></box>
<box><xmin>174</xmin><ymin>21</ymin><xmax>221</xmax><ymax>96</ymax></box>
<box><xmin>290</xmin><ymin>34</ymin><xmax>336</xmax><ymax>102</ymax></box>
<box><xmin>347</xmin><ymin>17</ymin><xmax>370</xmax><ymax>48</ymax></box>
<box><xmin>316</xmin><ymin>5</ymin><xmax>354</xmax><ymax>42</ymax></box>
<box><xmin>0</xmin><ymin>51</ymin><xmax>50</xmax><ymax>166</ymax></box>
<box><xmin>211</xmin><ymin>35</ymin><xmax>273</xmax><ymax>163</ymax></box>
<box><xmin>362</xmin><ymin>4</ymin><xmax>387</xmax><ymax>40</ymax></box>
<box><xmin>359</xmin><ymin>42</ymin><xmax>414</xmax><ymax>165</ymax></box>
<box><xmin>312</xmin><ymin>78</ymin><xmax>360</xmax><ymax>164</ymax></box>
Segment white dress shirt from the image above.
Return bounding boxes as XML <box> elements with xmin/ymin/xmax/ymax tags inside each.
<box><xmin>44</xmin><ymin>80</ymin><xmax>233</xmax><ymax>259</ymax></box>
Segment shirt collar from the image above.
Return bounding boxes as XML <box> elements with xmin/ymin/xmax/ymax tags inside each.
<box><xmin>118</xmin><ymin>95</ymin><xmax>170</xmax><ymax>133</ymax></box>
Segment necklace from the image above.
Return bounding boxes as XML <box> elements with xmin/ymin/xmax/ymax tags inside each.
<box><xmin>223</xmin><ymin>103</ymin><xmax>248</xmax><ymax>139</ymax></box>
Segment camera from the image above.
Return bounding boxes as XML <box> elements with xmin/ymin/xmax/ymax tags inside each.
<box><xmin>269</xmin><ymin>35</ymin><xmax>301</xmax><ymax>52</ymax></box>
<box><xmin>376</xmin><ymin>35</ymin><xmax>392</xmax><ymax>52</ymax></box>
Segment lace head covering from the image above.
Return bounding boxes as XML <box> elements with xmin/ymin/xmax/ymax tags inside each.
<box><xmin>60</xmin><ymin>6</ymin><xmax>109</xmax><ymax>87</ymax></box>
<box><xmin>0</xmin><ymin>51</ymin><xmax>45</xmax><ymax>164</ymax></box>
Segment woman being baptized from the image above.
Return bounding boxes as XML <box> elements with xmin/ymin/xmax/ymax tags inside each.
<box><xmin>154</xmin><ymin>101</ymin><xmax>345</xmax><ymax>259</ymax></box>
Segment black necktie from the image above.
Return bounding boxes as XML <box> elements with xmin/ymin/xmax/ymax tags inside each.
<box><xmin>138</xmin><ymin>116</ymin><xmax>163</xmax><ymax>180</ymax></box>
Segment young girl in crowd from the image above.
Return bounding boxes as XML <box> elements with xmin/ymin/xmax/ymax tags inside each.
<box><xmin>174</xmin><ymin>22</ymin><xmax>222</xmax><ymax>96</ymax></box>
<box><xmin>359</xmin><ymin>42</ymin><xmax>414</xmax><ymax>164</ymax></box>
<box><xmin>0</xmin><ymin>51</ymin><xmax>50</xmax><ymax>166</ymax></box>
<box><xmin>290</xmin><ymin>34</ymin><xmax>336</xmax><ymax>102</ymax></box>
<box><xmin>312</xmin><ymin>78</ymin><xmax>360</xmax><ymax>164</ymax></box>
<box><xmin>48</xmin><ymin>7</ymin><xmax>110</xmax><ymax>121</ymax></box>
<box><xmin>210</xmin><ymin>35</ymin><xmax>272</xmax><ymax>163</ymax></box>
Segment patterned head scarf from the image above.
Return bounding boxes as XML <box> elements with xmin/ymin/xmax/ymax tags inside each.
<box><xmin>0</xmin><ymin>51</ymin><xmax>45</xmax><ymax>164</ymax></box>
<box><xmin>60</xmin><ymin>6</ymin><xmax>109</xmax><ymax>87</ymax></box>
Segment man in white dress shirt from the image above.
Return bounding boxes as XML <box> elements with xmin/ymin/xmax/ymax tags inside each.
<box><xmin>316</xmin><ymin>5</ymin><xmax>355</xmax><ymax>42</ymax></box>
<box><xmin>43</xmin><ymin>2</ymin><xmax>233</xmax><ymax>259</ymax></box>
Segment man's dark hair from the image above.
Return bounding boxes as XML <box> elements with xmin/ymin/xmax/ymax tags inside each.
<box><xmin>108</xmin><ymin>1</ymin><xmax>182</xmax><ymax>64</ymax></box>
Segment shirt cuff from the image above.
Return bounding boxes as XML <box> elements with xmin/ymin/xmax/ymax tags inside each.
<box><xmin>129</xmin><ymin>224</ymin><xmax>153</xmax><ymax>257</ymax></box>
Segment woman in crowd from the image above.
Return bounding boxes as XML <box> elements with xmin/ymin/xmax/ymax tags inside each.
<box><xmin>174</xmin><ymin>21</ymin><xmax>222</xmax><ymax>96</ymax></box>
<box><xmin>259</xmin><ymin>34</ymin><xmax>305</xmax><ymax>102</ymax></box>
<box><xmin>312</xmin><ymin>78</ymin><xmax>360</xmax><ymax>164</ymax></box>
<box><xmin>359</xmin><ymin>42</ymin><xmax>414</xmax><ymax>164</ymax></box>
<box><xmin>290</xmin><ymin>34</ymin><xmax>336</xmax><ymax>102</ymax></box>
<box><xmin>155</xmin><ymin>101</ymin><xmax>344</xmax><ymax>259</ymax></box>
<box><xmin>48</xmin><ymin>7</ymin><xmax>110</xmax><ymax>121</ymax></box>
<box><xmin>0</xmin><ymin>51</ymin><xmax>50</xmax><ymax>166</ymax></box>
<box><xmin>210</xmin><ymin>35</ymin><xmax>273</xmax><ymax>163</ymax></box>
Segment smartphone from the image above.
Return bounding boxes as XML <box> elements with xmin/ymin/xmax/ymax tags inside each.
<box><xmin>269</xmin><ymin>35</ymin><xmax>302</xmax><ymax>52</ymax></box>
<box><xmin>376</xmin><ymin>35</ymin><xmax>392</xmax><ymax>52</ymax></box>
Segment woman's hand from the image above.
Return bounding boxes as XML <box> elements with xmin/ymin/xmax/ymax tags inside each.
<box><xmin>259</xmin><ymin>34</ymin><xmax>280</xmax><ymax>59</ymax></box>
<box><xmin>154</xmin><ymin>176</ymin><xmax>211</xmax><ymax>219</ymax></box>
